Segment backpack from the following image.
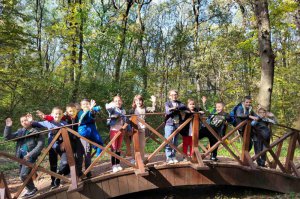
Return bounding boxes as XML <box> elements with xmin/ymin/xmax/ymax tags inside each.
<box><xmin>229</xmin><ymin>103</ymin><xmax>241</xmax><ymax>126</ymax></box>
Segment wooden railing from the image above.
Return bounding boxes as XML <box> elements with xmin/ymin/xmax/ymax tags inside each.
<box><xmin>0</xmin><ymin>113</ymin><xmax>299</xmax><ymax>198</ymax></box>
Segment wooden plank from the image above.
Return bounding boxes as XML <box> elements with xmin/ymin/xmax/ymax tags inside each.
<box><xmin>270</xmin><ymin>141</ymin><xmax>283</xmax><ymax>169</ymax></box>
<box><xmin>201</xmin><ymin>119</ymin><xmax>243</xmax><ymax>165</ymax></box>
<box><xmin>173</xmin><ymin>168</ymin><xmax>186</xmax><ymax>186</ymax></box>
<box><xmin>244</xmin><ymin>151</ymin><xmax>256</xmax><ymax>169</ymax></box>
<box><xmin>0</xmin><ymin>152</ymin><xmax>69</xmax><ymax>183</ymax></box>
<box><xmin>125</xmin><ymin>174</ymin><xmax>139</xmax><ymax>193</ymax></box>
<box><xmin>67</xmin><ymin>191</ymin><xmax>81</xmax><ymax>199</ymax></box>
<box><xmin>0</xmin><ymin>172</ymin><xmax>12</xmax><ymax>199</ymax></box>
<box><xmin>139</xmin><ymin>118</ymin><xmax>191</xmax><ymax>163</ymax></box>
<box><xmin>192</xmin><ymin>114</ymin><xmax>200</xmax><ymax>160</ymax></box>
<box><xmin>137</xmin><ymin>175</ymin><xmax>150</xmax><ymax>192</ymax></box>
<box><xmin>84</xmin><ymin>127</ymin><xmax>125</xmax><ymax>176</ymax></box>
<box><xmin>61</xmin><ymin>128</ymin><xmax>78</xmax><ymax>190</ymax></box>
<box><xmin>108</xmin><ymin>177</ymin><xmax>120</xmax><ymax>197</ymax></box>
<box><xmin>78</xmin><ymin>183</ymin><xmax>92</xmax><ymax>199</ymax></box>
<box><xmin>241</xmin><ymin>121</ymin><xmax>251</xmax><ymax>165</ymax></box>
<box><xmin>268</xmin><ymin>149</ymin><xmax>287</xmax><ymax>173</ymax></box>
<box><xmin>101</xmin><ymin>180</ymin><xmax>111</xmax><ymax>198</ymax></box>
<box><xmin>290</xmin><ymin>161</ymin><xmax>300</xmax><ymax>177</ymax></box>
<box><xmin>117</xmin><ymin>176</ymin><xmax>129</xmax><ymax>196</ymax></box>
<box><xmin>284</xmin><ymin>132</ymin><xmax>298</xmax><ymax>172</ymax></box>
<box><xmin>66</xmin><ymin>127</ymin><xmax>136</xmax><ymax>168</ymax></box>
<box><xmin>252</xmin><ymin>130</ymin><xmax>294</xmax><ymax>161</ymax></box>
<box><xmin>132</xmin><ymin>115</ymin><xmax>146</xmax><ymax>174</ymax></box>
<box><xmin>88</xmin><ymin>182</ymin><xmax>106</xmax><ymax>199</ymax></box>
<box><xmin>56</xmin><ymin>191</ymin><xmax>68</xmax><ymax>199</ymax></box>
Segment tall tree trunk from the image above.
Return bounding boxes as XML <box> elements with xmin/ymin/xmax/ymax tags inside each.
<box><xmin>71</xmin><ymin>0</ymin><xmax>84</xmax><ymax>102</ymax></box>
<box><xmin>114</xmin><ymin>0</ymin><xmax>134</xmax><ymax>83</ymax></box>
<box><xmin>295</xmin><ymin>0</ymin><xmax>300</xmax><ymax>35</ymax></box>
<box><xmin>35</xmin><ymin>0</ymin><xmax>44</xmax><ymax>71</ymax></box>
<box><xmin>253</xmin><ymin>0</ymin><xmax>275</xmax><ymax>111</ymax></box>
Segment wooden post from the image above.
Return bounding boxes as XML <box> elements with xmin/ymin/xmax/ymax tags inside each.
<box><xmin>241</xmin><ymin>120</ymin><xmax>252</xmax><ymax>165</ymax></box>
<box><xmin>0</xmin><ymin>172</ymin><xmax>12</xmax><ymax>199</ymax></box>
<box><xmin>269</xmin><ymin>141</ymin><xmax>283</xmax><ymax>169</ymax></box>
<box><xmin>61</xmin><ymin>128</ymin><xmax>78</xmax><ymax>191</ymax></box>
<box><xmin>131</xmin><ymin>115</ymin><xmax>147</xmax><ymax>175</ymax></box>
<box><xmin>192</xmin><ymin>114</ymin><xmax>204</xmax><ymax>167</ymax></box>
<box><xmin>284</xmin><ymin>131</ymin><xmax>298</xmax><ymax>173</ymax></box>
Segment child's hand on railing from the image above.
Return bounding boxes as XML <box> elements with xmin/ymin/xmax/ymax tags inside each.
<box><xmin>5</xmin><ymin>118</ymin><xmax>13</xmax><ymax>127</ymax></box>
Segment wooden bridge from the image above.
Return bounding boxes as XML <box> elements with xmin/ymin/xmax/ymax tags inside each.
<box><xmin>0</xmin><ymin>113</ymin><xmax>300</xmax><ymax>199</ymax></box>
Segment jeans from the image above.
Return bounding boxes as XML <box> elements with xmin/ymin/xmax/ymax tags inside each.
<box><xmin>20</xmin><ymin>157</ymin><xmax>37</xmax><ymax>191</ymax></box>
<box><xmin>164</xmin><ymin>125</ymin><xmax>179</xmax><ymax>159</ymax></box>
<box><xmin>49</xmin><ymin>148</ymin><xmax>70</xmax><ymax>184</ymax></box>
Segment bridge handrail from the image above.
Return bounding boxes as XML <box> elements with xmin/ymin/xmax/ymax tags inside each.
<box><xmin>0</xmin><ymin>112</ymin><xmax>299</xmax><ymax>198</ymax></box>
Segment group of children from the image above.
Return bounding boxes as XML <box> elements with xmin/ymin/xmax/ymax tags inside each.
<box><xmin>3</xmin><ymin>91</ymin><xmax>275</xmax><ymax>198</ymax></box>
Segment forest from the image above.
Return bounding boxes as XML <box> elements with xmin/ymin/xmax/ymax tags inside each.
<box><xmin>0</xmin><ymin>0</ymin><xmax>300</xmax><ymax>128</ymax></box>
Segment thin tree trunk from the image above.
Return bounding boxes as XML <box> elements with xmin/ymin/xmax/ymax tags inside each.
<box><xmin>114</xmin><ymin>0</ymin><xmax>134</xmax><ymax>83</ymax></box>
<box><xmin>253</xmin><ymin>0</ymin><xmax>275</xmax><ymax>111</ymax></box>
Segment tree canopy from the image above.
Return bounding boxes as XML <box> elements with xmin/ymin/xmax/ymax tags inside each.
<box><xmin>0</xmin><ymin>0</ymin><xmax>299</xmax><ymax>127</ymax></box>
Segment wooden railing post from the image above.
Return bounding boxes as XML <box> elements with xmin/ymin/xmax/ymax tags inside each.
<box><xmin>0</xmin><ymin>172</ymin><xmax>12</xmax><ymax>199</ymax></box>
<box><xmin>131</xmin><ymin>115</ymin><xmax>147</xmax><ymax>175</ymax></box>
<box><xmin>284</xmin><ymin>131</ymin><xmax>298</xmax><ymax>173</ymax></box>
<box><xmin>61</xmin><ymin>128</ymin><xmax>78</xmax><ymax>191</ymax></box>
<box><xmin>192</xmin><ymin>114</ymin><xmax>204</xmax><ymax>167</ymax></box>
<box><xmin>241</xmin><ymin>120</ymin><xmax>252</xmax><ymax>165</ymax></box>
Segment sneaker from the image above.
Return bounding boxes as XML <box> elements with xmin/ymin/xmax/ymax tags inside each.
<box><xmin>210</xmin><ymin>156</ymin><xmax>219</xmax><ymax>162</ymax></box>
<box><xmin>112</xmin><ymin>165</ymin><xmax>119</xmax><ymax>173</ymax></box>
<box><xmin>172</xmin><ymin>158</ymin><xmax>178</xmax><ymax>163</ymax></box>
<box><xmin>182</xmin><ymin>158</ymin><xmax>188</xmax><ymax>162</ymax></box>
<box><xmin>22</xmin><ymin>188</ymin><xmax>37</xmax><ymax>198</ymax></box>
<box><xmin>117</xmin><ymin>164</ymin><xmax>123</xmax><ymax>171</ymax></box>
<box><xmin>167</xmin><ymin>158</ymin><xmax>174</xmax><ymax>164</ymax></box>
<box><xmin>50</xmin><ymin>180</ymin><xmax>59</xmax><ymax>190</ymax></box>
<box><xmin>130</xmin><ymin>159</ymin><xmax>136</xmax><ymax>165</ymax></box>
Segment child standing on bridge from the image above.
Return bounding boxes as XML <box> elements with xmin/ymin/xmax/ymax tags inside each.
<box><xmin>30</xmin><ymin>107</ymin><xmax>69</xmax><ymax>190</ymax></box>
<box><xmin>37</xmin><ymin>103</ymin><xmax>85</xmax><ymax>177</ymax></box>
<box><xmin>205</xmin><ymin>102</ymin><xmax>231</xmax><ymax>161</ymax></box>
<box><xmin>106</xmin><ymin>95</ymin><xmax>131</xmax><ymax>173</ymax></box>
<box><xmin>129</xmin><ymin>95</ymin><xmax>157</xmax><ymax>161</ymax></box>
<box><xmin>77</xmin><ymin>99</ymin><xmax>103</xmax><ymax>175</ymax></box>
<box><xmin>4</xmin><ymin>116</ymin><xmax>45</xmax><ymax>198</ymax></box>
<box><xmin>164</xmin><ymin>90</ymin><xmax>187</xmax><ymax>164</ymax></box>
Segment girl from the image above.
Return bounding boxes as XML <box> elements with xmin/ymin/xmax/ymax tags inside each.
<box><xmin>129</xmin><ymin>95</ymin><xmax>156</xmax><ymax>161</ymax></box>
<box><xmin>180</xmin><ymin>99</ymin><xmax>198</xmax><ymax>160</ymax></box>
<box><xmin>106</xmin><ymin>95</ymin><xmax>130</xmax><ymax>173</ymax></box>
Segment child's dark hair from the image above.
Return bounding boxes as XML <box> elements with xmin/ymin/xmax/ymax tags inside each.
<box><xmin>244</xmin><ymin>96</ymin><xmax>252</xmax><ymax>101</ymax></box>
<box><xmin>216</xmin><ymin>101</ymin><xmax>225</xmax><ymax>106</ymax></box>
<box><xmin>81</xmin><ymin>98</ymin><xmax>90</xmax><ymax>103</ymax></box>
<box><xmin>66</xmin><ymin>103</ymin><xmax>77</xmax><ymax>109</ymax></box>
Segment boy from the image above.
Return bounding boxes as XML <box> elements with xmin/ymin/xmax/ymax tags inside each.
<box><xmin>206</xmin><ymin>102</ymin><xmax>231</xmax><ymax>161</ymax></box>
<box><xmin>251</xmin><ymin>107</ymin><xmax>276</xmax><ymax>167</ymax></box>
<box><xmin>37</xmin><ymin>103</ymin><xmax>85</xmax><ymax>177</ymax></box>
<box><xmin>31</xmin><ymin>107</ymin><xmax>69</xmax><ymax>189</ymax></box>
<box><xmin>4</xmin><ymin>116</ymin><xmax>45</xmax><ymax>198</ymax></box>
<box><xmin>77</xmin><ymin>99</ymin><xmax>103</xmax><ymax>174</ymax></box>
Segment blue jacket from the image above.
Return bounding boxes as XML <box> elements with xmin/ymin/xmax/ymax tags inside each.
<box><xmin>78</xmin><ymin>106</ymin><xmax>101</xmax><ymax>126</ymax></box>
<box><xmin>164</xmin><ymin>100</ymin><xmax>187</xmax><ymax>126</ymax></box>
